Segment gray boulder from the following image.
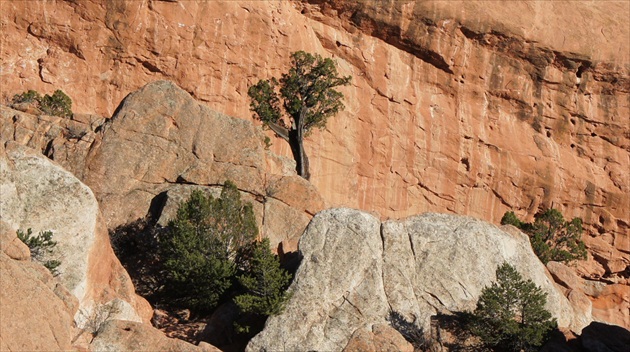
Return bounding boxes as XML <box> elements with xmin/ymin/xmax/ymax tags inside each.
<box><xmin>247</xmin><ymin>209</ymin><xmax>591</xmax><ymax>351</ymax></box>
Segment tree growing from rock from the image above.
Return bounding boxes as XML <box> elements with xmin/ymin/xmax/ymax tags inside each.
<box><xmin>159</xmin><ymin>181</ymin><xmax>258</xmax><ymax>311</ymax></box>
<box><xmin>500</xmin><ymin>209</ymin><xmax>587</xmax><ymax>264</ymax></box>
<box><xmin>248</xmin><ymin>51</ymin><xmax>351</xmax><ymax>179</ymax></box>
<box><xmin>469</xmin><ymin>262</ymin><xmax>556</xmax><ymax>351</ymax></box>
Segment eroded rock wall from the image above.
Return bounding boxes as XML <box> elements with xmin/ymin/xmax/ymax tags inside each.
<box><xmin>1</xmin><ymin>0</ymin><xmax>627</xmax><ymax>246</ymax></box>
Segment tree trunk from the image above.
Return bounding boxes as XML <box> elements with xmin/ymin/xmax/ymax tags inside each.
<box><xmin>288</xmin><ymin>128</ymin><xmax>310</xmax><ymax>180</ymax></box>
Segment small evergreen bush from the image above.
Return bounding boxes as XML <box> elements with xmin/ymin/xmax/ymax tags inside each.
<box><xmin>469</xmin><ymin>262</ymin><xmax>556</xmax><ymax>351</ymax></box>
<box><xmin>17</xmin><ymin>228</ymin><xmax>61</xmax><ymax>275</ymax></box>
<box><xmin>12</xmin><ymin>89</ymin><xmax>73</xmax><ymax>118</ymax></box>
<box><xmin>500</xmin><ymin>209</ymin><xmax>587</xmax><ymax>264</ymax></box>
<box><xmin>159</xmin><ymin>182</ymin><xmax>258</xmax><ymax>311</ymax></box>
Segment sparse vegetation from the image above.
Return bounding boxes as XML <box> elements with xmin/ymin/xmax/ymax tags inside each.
<box><xmin>501</xmin><ymin>209</ymin><xmax>587</xmax><ymax>264</ymax></box>
<box><xmin>248</xmin><ymin>51</ymin><xmax>351</xmax><ymax>179</ymax></box>
<box><xmin>468</xmin><ymin>262</ymin><xmax>556</xmax><ymax>351</ymax></box>
<box><xmin>12</xmin><ymin>89</ymin><xmax>73</xmax><ymax>117</ymax></box>
<box><xmin>17</xmin><ymin>228</ymin><xmax>61</xmax><ymax>275</ymax></box>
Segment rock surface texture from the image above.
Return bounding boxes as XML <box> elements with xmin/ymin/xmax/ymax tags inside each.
<box><xmin>0</xmin><ymin>142</ymin><xmax>151</xmax><ymax>331</ymax></box>
<box><xmin>1</xmin><ymin>81</ymin><xmax>324</xmax><ymax>252</ymax></box>
<box><xmin>1</xmin><ymin>0</ymin><xmax>627</xmax><ymax>239</ymax></box>
<box><xmin>247</xmin><ymin>209</ymin><xmax>591</xmax><ymax>351</ymax></box>
<box><xmin>1</xmin><ymin>0</ymin><xmax>628</xmax><ymax>331</ymax></box>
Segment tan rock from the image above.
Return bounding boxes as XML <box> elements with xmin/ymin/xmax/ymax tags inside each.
<box><xmin>0</xmin><ymin>253</ymin><xmax>75</xmax><ymax>351</ymax></box>
<box><xmin>547</xmin><ymin>261</ymin><xmax>584</xmax><ymax>291</ymax></box>
<box><xmin>0</xmin><ymin>142</ymin><xmax>150</xmax><ymax>330</ymax></box>
<box><xmin>247</xmin><ymin>209</ymin><xmax>590</xmax><ymax>351</ymax></box>
<box><xmin>590</xmin><ymin>284</ymin><xmax>630</xmax><ymax>329</ymax></box>
<box><xmin>89</xmin><ymin>320</ymin><xmax>220</xmax><ymax>352</ymax></box>
<box><xmin>343</xmin><ymin>323</ymin><xmax>413</xmax><ymax>352</ymax></box>
<box><xmin>0</xmin><ymin>220</ymin><xmax>30</xmax><ymax>261</ymax></box>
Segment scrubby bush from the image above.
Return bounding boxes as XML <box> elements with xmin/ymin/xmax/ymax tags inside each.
<box><xmin>12</xmin><ymin>89</ymin><xmax>73</xmax><ymax>117</ymax></box>
<box><xmin>17</xmin><ymin>228</ymin><xmax>61</xmax><ymax>275</ymax></box>
<box><xmin>159</xmin><ymin>182</ymin><xmax>258</xmax><ymax>311</ymax></box>
<box><xmin>469</xmin><ymin>262</ymin><xmax>556</xmax><ymax>351</ymax></box>
<box><xmin>500</xmin><ymin>209</ymin><xmax>587</xmax><ymax>264</ymax></box>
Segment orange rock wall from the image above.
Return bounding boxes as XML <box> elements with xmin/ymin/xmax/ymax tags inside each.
<box><xmin>1</xmin><ymin>0</ymin><xmax>628</xmax><ymax>241</ymax></box>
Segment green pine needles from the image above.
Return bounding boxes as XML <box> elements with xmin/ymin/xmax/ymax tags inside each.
<box><xmin>12</xmin><ymin>89</ymin><xmax>73</xmax><ymax>118</ymax></box>
<box><xmin>158</xmin><ymin>181</ymin><xmax>292</xmax><ymax>322</ymax></box>
<box><xmin>470</xmin><ymin>263</ymin><xmax>556</xmax><ymax>351</ymax></box>
<box><xmin>248</xmin><ymin>51</ymin><xmax>351</xmax><ymax>179</ymax></box>
<box><xmin>17</xmin><ymin>228</ymin><xmax>61</xmax><ymax>275</ymax></box>
<box><xmin>160</xmin><ymin>181</ymin><xmax>258</xmax><ymax>311</ymax></box>
<box><xmin>234</xmin><ymin>237</ymin><xmax>292</xmax><ymax>317</ymax></box>
<box><xmin>501</xmin><ymin>209</ymin><xmax>587</xmax><ymax>264</ymax></box>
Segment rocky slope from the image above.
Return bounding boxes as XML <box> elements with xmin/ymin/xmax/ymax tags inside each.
<box><xmin>247</xmin><ymin>208</ymin><xmax>591</xmax><ymax>351</ymax></box>
<box><xmin>0</xmin><ymin>142</ymin><xmax>219</xmax><ymax>351</ymax></box>
<box><xmin>0</xmin><ymin>142</ymin><xmax>151</xmax><ymax>328</ymax></box>
<box><xmin>1</xmin><ymin>0</ymin><xmax>627</xmax><ymax>244</ymax></box>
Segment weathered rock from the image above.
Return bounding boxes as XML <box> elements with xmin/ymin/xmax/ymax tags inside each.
<box><xmin>247</xmin><ymin>209</ymin><xmax>590</xmax><ymax>351</ymax></box>
<box><xmin>84</xmin><ymin>81</ymin><xmax>321</xmax><ymax>250</ymax></box>
<box><xmin>589</xmin><ymin>284</ymin><xmax>630</xmax><ymax>329</ymax></box>
<box><xmin>1</xmin><ymin>0</ymin><xmax>628</xmax><ymax>328</ymax></box>
<box><xmin>1</xmin><ymin>0</ymin><xmax>627</xmax><ymax>247</ymax></box>
<box><xmin>343</xmin><ymin>323</ymin><xmax>413</xmax><ymax>352</ymax></box>
<box><xmin>0</xmin><ymin>141</ymin><xmax>150</xmax><ymax>329</ymax></box>
<box><xmin>0</xmin><ymin>220</ymin><xmax>30</xmax><ymax>261</ymax></box>
<box><xmin>0</xmin><ymin>252</ymin><xmax>76</xmax><ymax>351</ymax></box>
<box><xmin>90</xmin><ymin>320</ymin><xmax>220</xmax><ymax>352</ymax></box>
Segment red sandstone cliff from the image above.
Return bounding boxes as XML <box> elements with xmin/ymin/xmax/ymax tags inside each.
<box><xmin>1</xmin><ymin>0</ymin><xmax>628</xmax><ymax>327</ymax></box>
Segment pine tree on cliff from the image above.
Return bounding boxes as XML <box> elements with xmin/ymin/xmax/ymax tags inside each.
<box><xmin>248</xmin><ymin>51</ymin><xmax>351</xmax><ymax>179</ymax></box>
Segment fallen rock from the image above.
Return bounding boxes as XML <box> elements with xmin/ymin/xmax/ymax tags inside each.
<box><xmin>247</xmin><ymin>209</ymin><xmax>590</xmax><ymax>351</ymax></box>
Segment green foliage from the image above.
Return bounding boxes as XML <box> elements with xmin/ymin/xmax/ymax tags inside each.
<box><xmin>12</xmin><ymin>89</ymin><xmax>73</xmax><ymax>118</ymax></box>
<box><xmin>234</xmin><ymin>238</ymin><xmax>292</xmax><ymax>317</ymax></box>
<box><xmin>248</xmin><ymin>51</ymin><xmax>351</xmax><ymax>178</ymax></box>
<box><xmin>12</xmin><ymin>90</ymin><xmax>42</xmax><ymax>104</ymax></box>
<box><xmin>17</xmin><ymin>228</ymin><xmax>61</xmax><ymax>275</ymax></box>
<box><xmin>500</xmin><ymin>209</ymin><xmax>587</xmax><ymax>264</ymax></box>
<box><xmin>40</xmin><ymin>90</ymin><xmax>73</xmax><ymax>118</ymax></box>
<box><xmin>249</xmin><ymin>51</ymin><xmax>351</xmax><ymax>135</ymax></box>
<box><xmin>469</xmin><ymin>263</ymin><xmax>556</xmax><ymax>351</ymax></box>
<box><xmin>500</xmin><ymin>211</ymin><xmax>523</xmax><ymax>227</ymax></box>
<box><xmin>159</xmin><ymin>182</ymin><xmax>258</xmax><ymax>311</ymax></box>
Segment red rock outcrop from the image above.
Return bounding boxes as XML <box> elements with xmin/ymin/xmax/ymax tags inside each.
<box><xmin>1</xmin><ymin>0</ymin><xmax>627</xmax><ymax>240</ymax></box>
<box><xmin>1</xmin><ymin>0</ymin><xmax>628</xmax><ymax>329</ymax></box>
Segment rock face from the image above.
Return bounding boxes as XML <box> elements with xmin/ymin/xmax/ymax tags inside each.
<box><xmin>0</xmin><ymin>141</ymin><xmax>151</xmax><ymax>330</ymax></box>
<box><xmin>90</xmin><ymin>320</ymin><xmax>220</xmax><ymax>352</ymax></box>
<box><xmin>0</xmin><ymin>241</ymin><xmax>77</xmax><ymax>351</ymax></box>
<box><xmin>247</xmin><ymin>209</ymin><xmax>590</xmax><ymax>351</ymax></box>
<box><xmin>1</xmin><ymin>81</ymin><xmax>324</xmax><ymax>252</ymax></box>
<box><xmin>1</xmin><ymin>0</ymin><xmax>627</xmax><ymax>243</ymax></box>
